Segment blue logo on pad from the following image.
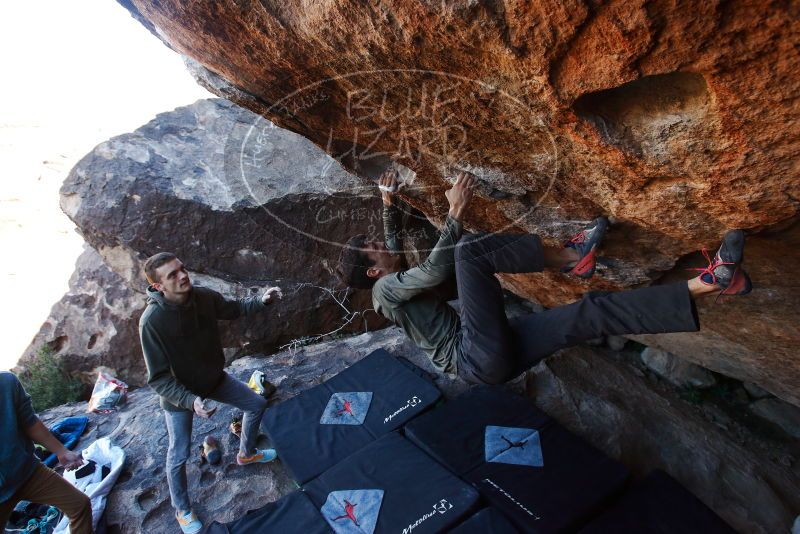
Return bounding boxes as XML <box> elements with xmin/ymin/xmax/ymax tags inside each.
<box><xmin>321</xmin><ymin>489</ymin><xmax>384</xmax><ymax>534</ymax></box>
<box><xmin>485</xmin><ymin>425</ymin><xmax>544</xmax><ymax>467</ymax></box>
<box><xmin>320</xmin><ymin>392</ymin><xmax>373</xmax><ymax>425</ymax></box>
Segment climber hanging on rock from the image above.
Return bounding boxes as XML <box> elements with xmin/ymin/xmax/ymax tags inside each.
<box><xmin>336</xmin><ymin>170</ymin><xmax>752</xmax><ymax>385</ymax></box>
<box><xmin>138</xmin><ymin>253</ymin><xmax>283</xmax><ymax>534</ymax></box>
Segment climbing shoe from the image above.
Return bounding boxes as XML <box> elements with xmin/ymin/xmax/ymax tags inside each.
<box><xmin>176</xmin><ymin>509</ymin><xmax>202</xmax><ymax>534</ymax></box>
<box><xmin>692</xmin><ymin>229</ymin><xmax>752</xmax><ymax>297</ymax></box>
<box><xmin>237</xmin><ymin>448</ymin><xmax>278</xmax><ymax>466</ymax></box>
<box><xmin>562</xmin><ymin>217</ymin><xmax>609</xmax><ymax>279</ymax></box>
<box><xmin>200</xmin><ymin>436</ymin><xmax>221</xmax><ymax>465</ymax></box>
<box><xmin>229</xmin><ymin>414</ymin><xmax>242</xmax><ymax>439</ymax></box>
<box><xmin>247</xmin><ymin>371</ymin><xmax>277</xmax><ymax>399</ymax></box>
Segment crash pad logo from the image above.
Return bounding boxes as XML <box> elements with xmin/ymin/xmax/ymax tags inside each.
<box><xmin>320</xmin><ymin>392</ymin><xmax>373</xmax><ymax>425</ymax></box>
<box><xmin>322</xmin><ymin>489</ymin><xmax>384</xmax><ymax>534</ymax></box>
<box><xmin>485</xmin><ymin>425</ymin><xmax>544</xmax><ymax>467</ymax></box>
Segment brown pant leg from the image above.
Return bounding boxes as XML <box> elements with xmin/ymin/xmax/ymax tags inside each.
<box><xmin>4</xmin><ymin>463</ymin><xmax>93</xmax><ymax>534</ymax></box>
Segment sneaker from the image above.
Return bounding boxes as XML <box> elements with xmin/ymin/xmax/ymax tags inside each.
<box><xmin>247</xmin><ymin>371</ymin><xmax>277</xmax><ymax>399</ymax></box>
<box><xmin>201</xmin><ymin>436</ymin><xmax>221</xmax><ymax>465</ymax></box>
<box><xmin>229</xmin><ymin>415</ymin><xmax>242</xmax><ymax>438</ymax></box>
<box><xmin>693</xmin><ymin>229</ymin><xmax>753</xmax><ymax>296</ymax></box>
<box><xmin>176</xmin><ymin>510</ymin><xmax>202</xmax><ymax>534</ymax></box>
<box><xmin>562</xmin><ymin>217</ymin><xmax>609</xmax><ymax>279</ymax></box>
<box><xmin>237</xmin><ymin>448</ymin><xmax>278</xmax><ymax>466</ymax></box>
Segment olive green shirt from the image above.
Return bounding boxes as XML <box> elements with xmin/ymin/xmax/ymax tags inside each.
<box><xmin>372</xmin><ymin>214</ymin><xmax>463</xmax><ymax>374</ymax></box>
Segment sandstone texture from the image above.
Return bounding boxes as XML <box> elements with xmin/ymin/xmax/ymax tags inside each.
<box><xmin>118</xmin><ymin>1</ymin><xmax>800</xmax><ymax>405</ymax></box>
<box><xmin>17</xmin><ymin>245</ymin><xmax>147</xmax><ymax>385</ymax></box>
<box><xmin>640</xmin><ymin>346</ymin><xmax>717</xmax><ymax>389</ymax></box>
<box><xmin>36</xmin><ymin>328</ymin><xmax>797</xmax><ymax>533</ymax></box>
<box><xmin>25</xmin><ymin>98</ymin><xmax>438</xmax><ymax>385</ymax></box>
<box><xmin>743</xmin><ymin>381</ymin><xmax>772</xmax><ymax>400</ymax></box>
<box><xmin>750</xmin><ymin>398</ymin><xmax>800</xmax><ymax>439</ymax></box>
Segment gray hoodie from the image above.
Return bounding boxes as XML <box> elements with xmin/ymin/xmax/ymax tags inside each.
<box><xmin>139</xmin><ymin>286</ymin><xmax>267</xmax><ymax>412</ymax></box>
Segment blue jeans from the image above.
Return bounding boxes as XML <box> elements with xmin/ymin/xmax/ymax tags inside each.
<box><xmin>164</xmin><ymin>372</ymin><xmax>268</xmax><ymax>513</ymax></box>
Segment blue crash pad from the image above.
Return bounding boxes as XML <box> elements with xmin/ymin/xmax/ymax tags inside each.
<box><xmin>404</xmin><ymin>386</ymin><xmax>629</xmax><ymax>533</ymax></box>
<box><xmin>303</xmin><ymin>432</ymin><xmax>480</xmax><ymax>534</ymax></box>
<box><xmin>450</xmin><ymin>507</ymin><xmax>520</xmax><ymax>533</ymax></box>
<box><xmin>203</xmin><ymin>491</ymin><xmax>331</xmax><ymax>534</ymax></box>
<box><xmin>579</xmin><ymin>470</ymin><xmax>736</xmax><ymax>534</ymax></box>
<box><xmin>262</xmin><ymin>348</ymin><xmax>441</xmax><ymax>484</ymax></box>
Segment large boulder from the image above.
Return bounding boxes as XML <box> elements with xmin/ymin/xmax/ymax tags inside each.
<box><xmin>116</xmin><ymin>1</ymin><xmax>800</xmax><ymax>405</ymax></box>
<box><xmin>29</xmin><ymin>98</ymin><xmax>438</xmax><ymax>385</ymax></box>
<box><xmin>17</xmin><ymin>246</ymin><xmax>147</xmax><ymax>384</ymax></box>
<box><xmin>639</xmin><ymin>346</ymin><xmax>716</xmax><ymax>389</ymax></box>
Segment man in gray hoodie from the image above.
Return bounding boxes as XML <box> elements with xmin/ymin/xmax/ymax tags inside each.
<box><xmin>139</xmin><ymin>252</ymin><xmax>282</xmax><ymax>534</ymax></box>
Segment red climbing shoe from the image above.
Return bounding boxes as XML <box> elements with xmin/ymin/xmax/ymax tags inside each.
<box><xmin>691</xmin><ymin>229</ymin><xmax>752</xmax><ymax>297</ymax></box>
<box><xmin>562</xmin><ymin>217</ymin><xmax>609</xmax><ymax>279</ymax></box>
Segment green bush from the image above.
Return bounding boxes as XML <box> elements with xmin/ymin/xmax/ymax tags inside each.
<box><xmin>19</xmin><ymin>347</ymin><xmax>83</xmax><ymax>412</ymax></box>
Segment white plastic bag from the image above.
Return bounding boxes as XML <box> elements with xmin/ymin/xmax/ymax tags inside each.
<box><xmin>86</xmin><ymin>371</ymin><xmax>128</xmax><ymax>413</ymax></box>
<box><xmin>53</xmin><ymin>437</ymin><xmax>125</xmax><ymax>533</ymax></box>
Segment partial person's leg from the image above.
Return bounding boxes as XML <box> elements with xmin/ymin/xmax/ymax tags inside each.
<box><xmin>507</xmin><ymin>228</ymin><xmax>752</xmax><ymax>374</ymax></box>
<box><xmin>0</xmin><ymin>495</ymin><xmax>19</xmax><ymax>528</ymax></box>
<box><xmin>454</xmin><ymin>233</ymin><xmax>549</xmax><ymax>384</ymax></box>
<box><xmin>509</xmin><ymin>282</ymin><xmax>700</xmax><ymax>373</ymax></box>
<box><xmin>6</xmin><ymin>464</ymin><xmax>93</xmax><ymax>534</ymax></box>
<box><xmin>164</xmin><ymin>409</ymin><xmax>194</xmax><ymax>514</ymax></box>
<box><xmin>209</xmin><ymin>373</ymin><xmax>268</xmax><ymax>456</ymax></box>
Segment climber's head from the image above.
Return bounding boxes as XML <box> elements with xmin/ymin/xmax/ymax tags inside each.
<box><xmin>335</xmin><ymin>235</ymin><xmax>403</xmax><ymax>289</ymax></box>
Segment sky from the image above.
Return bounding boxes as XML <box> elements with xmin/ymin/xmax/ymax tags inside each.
<box><xmin>0</xmin><ymin>1</ymin><xmax>212</xmax><ymax>370</ymax></box>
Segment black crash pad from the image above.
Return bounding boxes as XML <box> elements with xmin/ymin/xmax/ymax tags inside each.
<box><xmin>303</xmin><ymin>432</ymin><xmax>480</xmax><ymax>534</ymax></box>
<box><xmin>203</xmin><ymin>490</ymin><xmax>331</xmax><ymax>534</ymax></box>
<box><xmin>578</xmin><ymin>470</ymin><xmax>736</xmax><ymax>534</ymax></box>
<box><xmin>404</xmin><ymin>386</ymin><xmax>629</xmax><ymax>533</ymax></box>
<box><xmin>449</xmin><ymin>507</ymin><xmax>520</xmax><ymax>533</ymax></box>
<box><xmin>263</xmin><ymin>348</ymin><xmax>441</xmax><ymax>484</ymax></box>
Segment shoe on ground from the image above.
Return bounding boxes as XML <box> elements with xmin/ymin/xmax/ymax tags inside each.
<box><xmin>202</xmin><ymin>436</ymin><xmax>222</xmax><ymax>465</ymax></box>
<box><xmin>248</xmin><ymin>371</ymin><xmax>278</xmax><ymax>399</ymax></box>
<box><xmin>562</xmin><ymin>217</ymin><xmax>609</xmax><ymax>279</ymax></box>
<box><xmin>176</xmin><ymin>509</ymin><xmax>202</xmax><ymax>534</ymax></box>
<box><xmin>696</xmin><ymin>229</ymin><xmax>753</xmax><ymax>296</ymax></box>
<box><xmin>237</xmin><ymin>448</ymin><xmax>277</xmax><ymax>466</ymax></box>
<box><xmin>229</xmin><ymin>415</ymin><xmax>242</xmax><ymax>438</ymax></box>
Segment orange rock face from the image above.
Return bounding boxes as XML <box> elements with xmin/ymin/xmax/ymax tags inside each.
<box><xmin>122</xmin><ymin>1</ymin><xmax>800</xmax><ymax>404</ymax></box>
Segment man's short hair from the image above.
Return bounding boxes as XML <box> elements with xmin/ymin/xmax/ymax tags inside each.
<box><xmin>144</xmin><ymin>252</ymin><xmax>178</xmax><ymax>284</ymax></box>
<box><xmin>335</xmin><ymin>235</ymin><xmax>377</xmax><ymax>290</ymax></box>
